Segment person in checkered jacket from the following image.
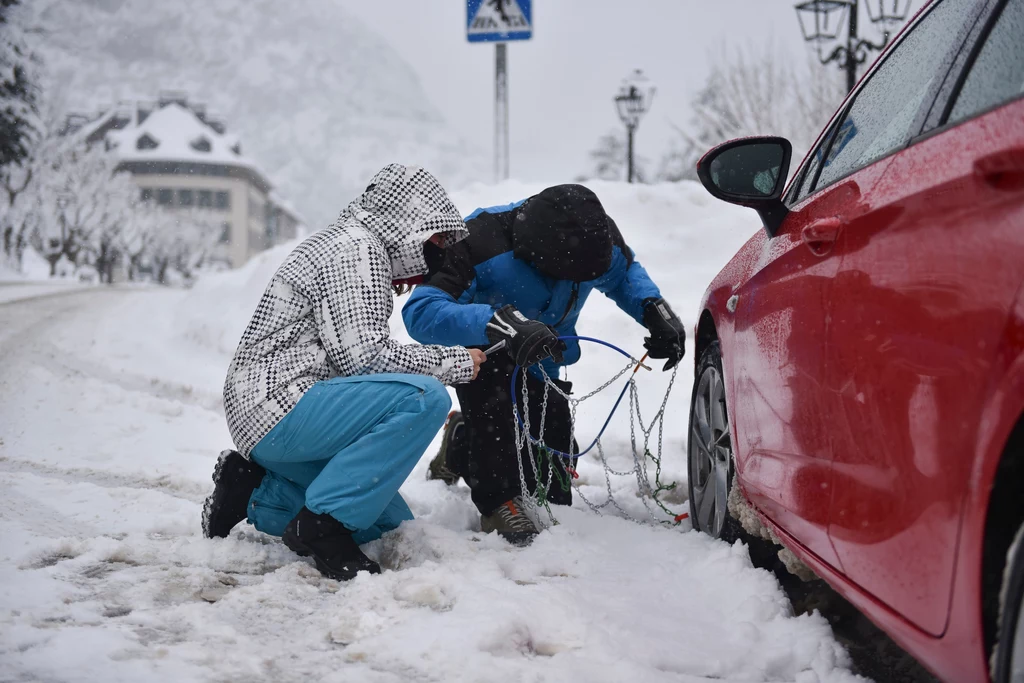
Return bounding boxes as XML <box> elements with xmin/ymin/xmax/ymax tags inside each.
<box><xmin>201</xmin><ymin>164</ymin><xmax>486</xmax><ymax>582</ymax></box>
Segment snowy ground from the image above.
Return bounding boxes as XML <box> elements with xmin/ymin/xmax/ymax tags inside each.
<box><xmin>0</xmin><ymin>282</ymin><xmax>88</xmax><ymax>306</ymax></box>
<box><xmin>0</xmin><ymin>181</ymin><xmax>867</xmax><ymax>683</ymax></box>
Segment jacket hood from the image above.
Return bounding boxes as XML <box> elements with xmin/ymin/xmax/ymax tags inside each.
<box><xmin>343</xmin><ymin>164</ymin><xmax>468</xmax><ymax>280</ymax></box>
<box><xmin>512</xmin><ymin>184</ymin><xmax>613</xmax><ymax>282</ymax></box>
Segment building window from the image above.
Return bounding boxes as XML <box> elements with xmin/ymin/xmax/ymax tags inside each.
<box><xmin>219</xmin><ymin>222</ymin><xmax>232</xmax><ymax>244</ymax></box>
<box><xmin>178</xmin><ymin>189</ymin><xmax>194</xmax><ymax>206</ymax></box>
<box><xmin>248</xmin><ymin>196</ymin><xmax>265</xmax><ymax>223</ymax></box>
<box><xmin>157</xmin><ymin>188</ymin><xmax>174</xmax><ymax>205</ymax></box>
<box><xmin>190</xmin><ymin>136</ymin><xmax>212</xmax><ymax>153</ymax></box>
<box><xmin>215</xmin><ymin>191</ymin><xmax>230</xmax><ymax>210</ymax></box>
<box><xmin>140</xmin><ymin>187</ymin><xmax>154</xmax><ymax>202</ymax></box>
<box><xmin>197</xmin><ymin>190</ymin><xmax>213</xmax><ymax>208</ymax></box>
<box><xmin>137</xmin><ymin>134</ymin><xmax>159</xmax><ymax>150</ymax></box>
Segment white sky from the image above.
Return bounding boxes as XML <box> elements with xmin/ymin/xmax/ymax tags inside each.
<box><xmin>343</xmin><ymin>0</ymin><xmax>848</xmax><ymax>184</ymax></box>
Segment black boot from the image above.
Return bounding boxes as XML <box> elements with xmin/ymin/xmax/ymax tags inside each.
<box><xmin>282</xmin><ymin>507</ymin><xmax>381</xmax><ymax>581</ymax></box>
<box><xmin>426</xmin><ymin>411</ymin><xmax>465</xmax><ymax>486</ymax></box>
<box><xmin>202</xmin><ymin>449</ymin><xmax>266</xmax><ymax>539</ymax></box>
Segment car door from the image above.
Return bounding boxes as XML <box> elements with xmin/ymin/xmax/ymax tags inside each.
<box><xmin>724</xmin><ymin>126</ymin><xmax>902</xmax><ymax>568</ymax></box>
<box><xmin>821</xmin><ymin>0</ymin><xmax>1024</xmax><ymax>636</ymax></box>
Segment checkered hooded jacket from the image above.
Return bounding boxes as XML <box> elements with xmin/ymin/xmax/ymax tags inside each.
<box><xmin>224</xmin><ymin>164</ymin><xmax>474</xmax><ymax>457</ymax></box>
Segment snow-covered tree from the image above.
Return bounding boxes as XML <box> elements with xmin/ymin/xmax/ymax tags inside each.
<box><xmin>0</xmin><ymin>0</ymin><xmax>41</xmax><ymax>267</ymax></box>
<box><xmin>0</xmin><ymin>0</ymin><xmax>38</xmax><ymax>168</ymax></box>
<box><xmin>144</xmin><ymin>205</ymin><xmax>221</xmax><ymax>285</ymax></box>
<box><xmin>27</xmin><ymin>137</ymin><xmax>129</xmax><ymax>276</ymax></box>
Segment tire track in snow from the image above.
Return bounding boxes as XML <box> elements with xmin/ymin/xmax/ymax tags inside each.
<box><xmin>26</xmin><ymin>338</ymin><xmax>224</xmax><ymax>414</ymax></box>
<box><xmin>0</xmin><ymin>290</ymin><xmax>213</xmax><ymax>507</ymax></box>
<box><xmin>0</xmin><ymin>457</ymin><xmax>205</xmax><ymax>503</ymax></box>
<box><xmin>0</xmin><ymin>289</ymin><xmax>222</xmax><ymax>414</ymax></box>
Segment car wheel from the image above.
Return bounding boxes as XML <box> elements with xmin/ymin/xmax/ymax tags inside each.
<box><xmin>688</xmin><ymin>341</ymin><xmax>741</xmax><ymax>540</ymax></box>
<box><xmin>994</xmin><ymin>523</ymin><xmax>1024</xmax><ymax>683</ymax></box>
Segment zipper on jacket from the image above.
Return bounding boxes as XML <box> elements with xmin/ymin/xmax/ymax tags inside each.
<box><xmin>555</xmin><ymin>282</ymin><xmax>580</xmax><ymax>327</ymax></box>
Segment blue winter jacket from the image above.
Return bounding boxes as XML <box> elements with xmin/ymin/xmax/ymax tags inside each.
<box><xmin>402</xmin><ymin>198</ymin><xmax>662</xmax><ymax>377</ymax></box>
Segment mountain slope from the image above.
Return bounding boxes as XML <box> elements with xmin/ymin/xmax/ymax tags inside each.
<box><xmin>28</xmin><ymin>0</ymin><xmax>487</xmax><ymax>228</ymax></box>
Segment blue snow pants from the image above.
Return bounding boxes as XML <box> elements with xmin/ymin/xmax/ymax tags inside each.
<box><xmin>246</xmin><ymin>373</ymin><xmax>451</xmax><ymax>545</ymax></box>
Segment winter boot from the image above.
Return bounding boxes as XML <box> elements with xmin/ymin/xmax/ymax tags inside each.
<box><xmin>282</xmin><ymin>507</ymin><xmax>381</xmax><ymax>581</ymax></box>
<box><xmin>426</xmin><ymin>411</ymin><xmax>464</xmax><ymax>486</ymax></box>
<box><xmin>481</xmin><ymin>496</ymin><xmax>539</xmax><ymax>547</ymax></box>
<box><xmin>202</xmin><ymin>449</ymin><xmax>266</xmax><ymax>539</ymax></box>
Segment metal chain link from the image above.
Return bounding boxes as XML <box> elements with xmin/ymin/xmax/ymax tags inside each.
<box><xmin>511</xmin><ymin>350</ymin><xmax>684</xmax><ymax>531</ymax></box>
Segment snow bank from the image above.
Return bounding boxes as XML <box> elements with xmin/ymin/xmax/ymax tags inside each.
<box><xmin>176</xmin><ymin>240</ymin><xmax>300</xmax><ymax>359</ymax></box>
<box><xmin>0</xmin><ymin>248</ymin><xmax>59</xmax><ymax>283</ymax></box>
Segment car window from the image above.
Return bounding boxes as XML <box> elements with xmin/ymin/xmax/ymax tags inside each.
<box><xmin>812</xmin><ymin>0</ymin><xmax>976</xmax><ymax>192</ymax></box>
<box><xmin>947</xmin><ymin>0</ymin><xmax>1024</xmax><ymax>124</ymax></box>
<box><xmin>789</xmin><ymin>130</ymin><xmax>828</xmax><ymax>204</ymax></box>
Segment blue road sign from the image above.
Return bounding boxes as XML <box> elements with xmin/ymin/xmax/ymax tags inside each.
<box><xmin>467</xmin><ymin>0</ymin><xmax>532</xmax><ymax>43</ymax></box>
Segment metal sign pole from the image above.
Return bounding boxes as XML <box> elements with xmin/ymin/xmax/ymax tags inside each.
<box><xmin>495</xmin><ymin>42</ymin><xmax>509</xmax><ymax>182</ymax></box>
<box><xmin>467</xmin><ymin>0</ymin><xmax>530</xmax><ymax>182</ymax></box>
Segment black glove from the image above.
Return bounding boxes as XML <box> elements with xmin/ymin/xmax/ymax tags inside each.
<box><xmin>486</xmin><ymin>305</ymin><xmax>566</xmax><ymax>367</ymax></box>
<box><xmin>642</xmin><ymin>297</ymin><xmax>686</xmax><ymax>371</ymax></box>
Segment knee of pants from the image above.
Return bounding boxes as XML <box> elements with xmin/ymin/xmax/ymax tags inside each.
<box><xmin>420</xmin><ymin>377</ymin><xmax>452</xmax><ymax>420</ymax></box>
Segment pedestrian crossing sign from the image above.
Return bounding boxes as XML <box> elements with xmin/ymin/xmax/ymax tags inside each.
<box><xmin>467</xmin><ymin>0</ymin><xmax>532</xmax><ymax>43</ymax></box>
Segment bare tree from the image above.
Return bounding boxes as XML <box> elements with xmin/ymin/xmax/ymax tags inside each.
<box><xmin>580</xmin><ymin>130</ymin><xmax>650</xmax><ymax>183</ymax></box>
<box><xmin>659</xmin><ymin>42</ymin><xmax>845</xmax><ymax>182</ymax></box>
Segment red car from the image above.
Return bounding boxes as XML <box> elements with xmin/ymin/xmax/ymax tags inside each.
<box><xmin>688</xmin><ymin>0</ymin><xmax>1024</xmax><ymax>680</ymax></box>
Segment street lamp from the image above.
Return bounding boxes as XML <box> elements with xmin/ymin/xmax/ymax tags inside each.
<box><xmin>55</xmin><ymin>192</ymin><xmax>72</xmax><ymax>248</ymax></box>
<box><xmin>614</xmin><ymin>70</ymin><xmax>655</xmax><ymax>184</ymax></box>
<box><xmin>45</xmin><ymin>192</ymin><xmax>73</xmax><ymax>276</ymax></box>
<box><xmin>863</xmin><ymin>0</ymin><xmax>914</xmax><ymax>24</ymax></box>
<box><xmin>795</xmin><ymin>0</ymin><xmax>912</xmax><ymax>93</ymax></box>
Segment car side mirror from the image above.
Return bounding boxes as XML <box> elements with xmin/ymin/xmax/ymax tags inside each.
<box><xmin>696</xmin><ymin>137</ymin><xmax>792</xmax><ymax>237</ymax></box>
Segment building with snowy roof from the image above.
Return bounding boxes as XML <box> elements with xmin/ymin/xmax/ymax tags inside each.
<box><xmin>64</xmin><ymin>92</ymin><xmax>303</xmax><ymax>268</ymax></box>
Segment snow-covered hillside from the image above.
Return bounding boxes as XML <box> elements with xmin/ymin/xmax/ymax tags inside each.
<box><xmin>25</xmin><ymin>0</ymin><xmax>488</xmax><ymax>228</ymax></box>
<box><xmin>0</xmin><ymin>183</ymin><xmax>868</xmax><ymax>682</ymax></box>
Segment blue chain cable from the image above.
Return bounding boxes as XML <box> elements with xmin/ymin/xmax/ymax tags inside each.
<box><xmin>509</xmin><ymin>335</ymin><xmax>640</xmax><ymax>461</ymax></box>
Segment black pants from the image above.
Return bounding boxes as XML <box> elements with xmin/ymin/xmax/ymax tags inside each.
<box><xmin>449</xmin><ymin>352</ymin><xmax>575</xmax><ymax>515</ymax></box>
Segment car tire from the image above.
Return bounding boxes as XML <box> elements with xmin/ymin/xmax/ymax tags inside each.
<box><xmin>687</xmin><ymin>341</ymin><xmax>743</xmax><ymax>541</ymax></box>
<box><xmin>993</xmin><ymin>523</ymin><xmax>1024</xmax><ymax>683</ymax></box>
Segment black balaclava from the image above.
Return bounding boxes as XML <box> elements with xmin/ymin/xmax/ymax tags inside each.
<box><xmin>513</xmin><ymin>184</ymin><xmax>613</xmax><ymax>282</ymax></box>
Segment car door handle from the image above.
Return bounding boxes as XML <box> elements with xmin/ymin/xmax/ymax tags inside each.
<box><xmin>801</xmin><ymin>218</ymin><xmax>842</xmax><ymax>256</ymax></box>
<box><xmin>975</xmin><ymin>147</ymin><xmax>1024</xmax><ymax>191</ymax></box>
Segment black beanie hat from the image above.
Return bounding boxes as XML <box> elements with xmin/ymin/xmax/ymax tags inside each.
<box><xmin>512</xmin><ymin>184</ymin><xmax>613</xmax><ymax>282</ymax></box>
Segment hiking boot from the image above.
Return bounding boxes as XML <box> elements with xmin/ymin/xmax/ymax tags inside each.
<box><xmin>426</xmin><ymin>411</ymin><xmax>464</xmax><ymax>486</ymax></box>
<box><xmin>481</xmin><ymin>496</ymin><xmax>539</xmax><ymax>547</ymax></box>
<box><xmin>202</xmin><ymin>449</ymin><xmax>266</xmax><ymax>539</ymax></box>
<box><xmin>282</xmin><ymin>507</ymin><xmax>381</xmax><ymax>581</ymax></box>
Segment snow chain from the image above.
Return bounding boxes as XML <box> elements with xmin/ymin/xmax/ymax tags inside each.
<box><xmin>511</xmin><ymin>340</ymin><xmax>686</xmax><ymax>530</ymax></box>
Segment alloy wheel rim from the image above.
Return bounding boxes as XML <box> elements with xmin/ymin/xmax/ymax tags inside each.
<box><xmin>689</xmin><ymin>365</ymin><xmax>732</xmax><ymax>537</ymax></box>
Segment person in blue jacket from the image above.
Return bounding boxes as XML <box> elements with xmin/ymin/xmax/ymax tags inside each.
<box><xmin>402</xmin><ymin>184</ymin><xmax>686</xmax><ymax>545</ymax></box>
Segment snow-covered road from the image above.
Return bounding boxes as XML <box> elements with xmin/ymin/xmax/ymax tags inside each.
<box><xmin>0</xmin><ymin>182</ymin><xmax>869</xmax><ymax>683</ymax></box>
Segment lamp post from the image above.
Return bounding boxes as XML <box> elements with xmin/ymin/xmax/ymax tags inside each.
<box><xmin>55</xmin><ymin>192</ymin><xmax>71</xmax><ymax>245</ymax></box>
<box><xmin>614</xmin><ymin>70</ymin><xmax>655</xmax><ymax>184</ymax></box>
<box><xmin>795</xmin><ymin>0</ymin><xmax>912</xmax><ymax>93</ymax></box>
<box><xmin>45</xmin><ymin>192</ymin><xmax>73</xmax><ymax>276</ymax></box>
